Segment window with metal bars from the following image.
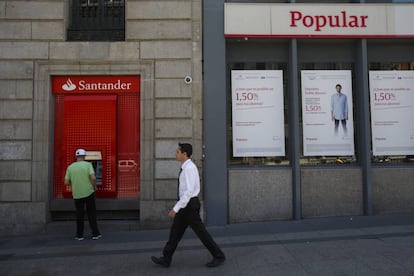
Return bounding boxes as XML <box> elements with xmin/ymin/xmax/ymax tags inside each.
<box><xmin>67</xmin><ymin>0</ymin><xmax>125</xmax><ymax>41</ymax></box>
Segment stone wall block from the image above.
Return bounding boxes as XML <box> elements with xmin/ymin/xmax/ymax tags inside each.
<box><xmin>0</xmin><ymin>141</ymin><xmax>31</xmax><ymax>160</ymax></box>
<box><xmin>0</xmin><ymin>1</ymin><xmax>5</xmax><ymax>18</ymax></box>
<box><xmin>155</xmin><ymin>140</ymin><xmax>179</xmax><ymax>158</ymax></box>
<box><xmin>141</xmin><ymin>41</ymin><xmax>192</xmax><ymax>59</ymax></box>
<box><xmin>0</xmin><ymin>121</ymin><xmax>32</xmax><ymax>139</ymax></box>
<box><xmin>155</xmin><ymin>119</ymin><xmax>192</xmax><ymax>138</ymax></box>
<box><xmin>0</xmin><ymin>161</ymin><xmax>31</xmax><ymax>180</ymax></box>
<box><xmin>49</xmin><ymin>43</ymin><xmax>81</xmax><ymax>60</ymax></box>
<box><xmin>155</xmin><ymin>60</ymin><xmax>192</xmax><ymax>78</ymax></box>
<box><xmin>109</xmin><ymin>42</ymin><xmax>140</xmax><ymax>60</ymax></box>
<box><xmin>141</xmin><ymin>119</ymin><xmax>154</xmax><ymax>142</ymax></box>
<box><xmin>142</xmin><ymin>100</ymin><xmax>154</xmax><ymax>120</ymax></box>
<box><xmin>50</xmin><ymin>42</ymin><xmax>115</xmax><ymax>60</ymax></box>
<box><xmin>0</xmin><ymin>100</ymin><xmax>32</xmax><ymax>119</ymax></box>
<box><xmin>372</xmin><ymin>167</ymin><xmax>414</xmax><ymax>214</ymax></box>
<box><xmin>79</xmin><ymin>42</ymin><xmax>110</xmax><ymax>60</ymax></box>
<box><xmin>127</xmin><ymin>1</ymin><xmax>191</xmax><ymax>19</ymax></box>
<box><xmin>0</xmin><ymin>202</ymin><xmax>46</xmax><ymax>235</ymax></box>
<box><xmin>155</xmin><ymin>99</ymin><xmax>192</xmax><ymax>118</ymax></box>
<box><xmin>5</xmin><ymin>1</ymin><xmax>63</xmax><ymax>19</ymax></box>
<box><xmin>0</xmin><ymin>61</ymin><xmax>33</xmax><ymax>79</ymax></box>
<box><xmin>301</xmin><ymin>168</ymin><xmax>363</xmax><ymax>218</ymax></box>
<box><xmin>0</xmin><ymin>21</ymin><xmax>31</xmax><ymax>39</ymax></box>
<box><xmin>155</xmin><ymin>79</ymin><xmax>191</xmax><ymax>98</ymax></box>
<box><xmin>229</xmin><ymin>169</ymin><xmax>292</xmax><ymax>223</ymax></box>
<box><xmin>31</xmin><ymin>160</ymin><xmax>49</xmax><ymax>201</ymax></box>
<box><xmin>0</xmin><ymin>42</ymin><xmax>48</xmax><ymax>59</ymax></box>
<box><xmin>0</xmin><ymin>182</ymin><xmax>31</xmax><ymax>201</ymax></box>
<box><xmin>155</xmin><ymin>179</ymin><xmax>177</xmax><ymax>199</ymax></box>
<box><xmin>155</xmin><ymin>160</ymin><xmax>180</xmax><ymax>179</ymax></box>
<box><xmin>0</xmin><ymin>80</ymin><xmax>33</xmax><ymax>100</ymax></box>
<box><xmin>127</xmin><ymin>20</ymin><xmax>192</xmax><ymax>40</ymax></box>
<box><xmin>32</xmin><ymin>21</ymin><xmax>64</xmax><ymax>40</ymax></box>
<box><xmin>140</xmin><ymin>200</ymin><xmax>175</xmax><ymax>228</ymax></box>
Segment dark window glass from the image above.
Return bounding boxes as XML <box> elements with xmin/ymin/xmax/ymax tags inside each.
<box><xmin>68</xmin><ymin>0</ymin><xmax>125</xmax><ymax>41</ymax></box>
<box><xmin>368</xmin><ymin>62</ymin><xmax>414</xmax><ymax>164</ymax></box>
<box><xmin>227</xmin><ymin>62</ymin><xmax>290</xmax><ymax>166</ymax></box>
<box><xmin>298</xmin><ymin>62</ymin><xmax>358</xmax><ymax>166</ymax></box>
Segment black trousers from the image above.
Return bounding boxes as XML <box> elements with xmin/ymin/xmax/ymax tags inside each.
<box><xmin>74</xmin><ymin>192</ymin><xmax>100</xmax><ymax>237</ymax></box>
<box><xmin>334</xmin><ymin>119</ymin><xmax>347</xmax><ymax>133</ymax></box>
<box><xmin>163</xmin><ymin>197</ymin><xmax>225</xmax><ymax>264</ymax></box>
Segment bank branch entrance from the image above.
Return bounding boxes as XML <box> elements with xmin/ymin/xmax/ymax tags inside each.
<box><xmin>51</xmin><ymin>76</ymin><xmax>141</xmax><ymax>201</ymax></box>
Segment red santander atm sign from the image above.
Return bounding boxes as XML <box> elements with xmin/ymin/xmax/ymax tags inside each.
<box><xmin>52</xmin><ymin>75</ymin><xmax>140</xmax><ymax>94</ymax></box>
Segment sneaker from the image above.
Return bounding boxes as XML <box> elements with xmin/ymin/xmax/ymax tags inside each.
<box><xmin>75</xmin><ymin>237</ymin><xmax>84</xmax><ymax>241</ymax></box>
<box><xmin>92</xmin><ymin>234</ymin><xmax>102</xmax><ymax>240</ymax></box>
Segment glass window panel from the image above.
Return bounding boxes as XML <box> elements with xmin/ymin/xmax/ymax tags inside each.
<box><xmin>298</xmin><ymin>62</ymin><xmax>358</xmax><ymax>165</ymax></box>
<box><xmin>227</xmin><ymin>62</ymin><xmax>289</xmax><ymax>166</ymax></box>
<box><xmin>68</xmin><ymin>0</ymin><xmax>125</xmax><ymax>41</ymax></box>
<box><xmin>368</xmin><ymin>61</ymin><xmax>414</xmax><ymax>164</ymax></box>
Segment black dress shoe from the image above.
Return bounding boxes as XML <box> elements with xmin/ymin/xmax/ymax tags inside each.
<box><xmin>206</xmin><ymin>257</ymin><xmax>225</xmax><ymax>267</ymax></box>
<box><xmin>151</xmin><ymin>256</ymin><xmax>170</xmax><ymax>267</ymax></box>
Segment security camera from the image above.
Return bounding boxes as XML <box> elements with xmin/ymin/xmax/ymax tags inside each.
<box><xmin>184</xmin><ymin>76</ymin><xmax>192</xmax><ymax>84</ymax></box>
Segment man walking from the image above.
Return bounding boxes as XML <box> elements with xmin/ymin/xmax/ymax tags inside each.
<box><xmin>151</xmin><ymin>143</ymin><xmax>226</xmax><ymax>268</ymax></box>
<box><xmin>65</xmin><ymin>148</ymin><xmax>102</xmax><ymax>241</ymax></box>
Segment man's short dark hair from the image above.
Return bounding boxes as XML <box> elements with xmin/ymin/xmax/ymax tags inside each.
<box><xmin>336</xmin><ymin>84</ymin><xmax>342</xmax><ymax>89</ymax></box>
<box><xmin>178</xmin><ymin>143</ymin><xmax>192</xmax><ymax>157</ymax></box>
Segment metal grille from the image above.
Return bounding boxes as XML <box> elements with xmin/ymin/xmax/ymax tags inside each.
<box><xmin>59</xmin><ymin>95</ymin><xmax>118</xmax><ymax>198</ymax></box>
<box><xmin>53</xmin><ymin>95</ymin><xmax>65</xmax><ymax>199</ymax></box>
<box><xmin>68</xmin><ymin>0</ymin><xmax>125</xmax><ymax>41</ymax></box>
<box><xmin>117</xmin><ymin>94</ymin><xmax>140</xmax><ymax>198</ymax></box>
<box><xmin>53</xmin><ymin>94</ymin><xmax>141</xmax><ymax>199</ymax></box>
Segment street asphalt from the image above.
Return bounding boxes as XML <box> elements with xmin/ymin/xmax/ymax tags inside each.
<box><xmin>1</xmin><ymin>214</ymin><xmax>414</xmax><ymax>275</ymax></box>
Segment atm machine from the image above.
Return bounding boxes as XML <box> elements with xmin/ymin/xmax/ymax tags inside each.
<box><xmin>52</xmin><ymin>75</ymin><xmax>140</xmax><ymax>202</ymax></box>
<box><xmin>85</xmin><ymin>151</ymin><xmax>103</xmax><ymax>186</ymax></box>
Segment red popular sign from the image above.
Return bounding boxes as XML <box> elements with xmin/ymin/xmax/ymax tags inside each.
<box><xmin>52</xmin><ymin>75</ymin><xmax>140</xmax><ymax>94</ymax></box>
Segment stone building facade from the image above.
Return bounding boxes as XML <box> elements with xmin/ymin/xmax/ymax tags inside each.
<box><xmin>3</xmin><ymin>0</ymin><xmax>414</xmax><ymax>237</ymax></box>
<box><xmin>0</xmin><ymin>0</ymin><xmax>203</xmax><ymax>235</ymax></box>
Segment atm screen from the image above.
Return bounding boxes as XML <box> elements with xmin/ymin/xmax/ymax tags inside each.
<box><xmin>85</xmin><ymin>151</ymin><xmax>103</xmax><ymax>186</ymax></box>
<box><xmin>91</xmin><ymin>161</ymin><xmax>103</xmax><ymax>185</ymax></box>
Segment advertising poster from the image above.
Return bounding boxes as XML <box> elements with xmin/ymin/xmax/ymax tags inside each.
<box><xmin>301</xmin><ymin>70</ymin><xmax>355</xmax><ymax>156</ymax></box>
<box><xmin>369</xmin><ymin>71</ymin><xmax>414</xmax><ymax>156</ymax></box>
<box><xmin>231</xmin><ymin>70</ymin><xmax>285</xmax><ymax>157</ymax></box>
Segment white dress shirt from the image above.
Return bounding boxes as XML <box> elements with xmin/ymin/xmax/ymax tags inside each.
<box><xmin>172</xmin><ymin>159</ymin><xmax>200</xmax><ymax>213</ymax></box>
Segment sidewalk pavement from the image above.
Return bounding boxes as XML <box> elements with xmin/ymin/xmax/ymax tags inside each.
<box><xmin>1</xmin><ymin>214</ymin><xmax>414</xmax><ymax>276</ymax></box>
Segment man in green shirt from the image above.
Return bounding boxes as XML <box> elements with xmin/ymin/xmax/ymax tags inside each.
<box><xmin>65</xmin><ymin>149</ymin><xmax>101</xmax><ymax>240</ymax></box>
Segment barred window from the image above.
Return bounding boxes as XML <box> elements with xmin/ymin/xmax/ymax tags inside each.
<box><xmin>68</xmin><ymin>0</ymin><xmax>125</xmax><ymax>41</ymax></box>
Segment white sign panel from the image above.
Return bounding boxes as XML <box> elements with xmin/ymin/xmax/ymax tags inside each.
<box><xmin>225</xmin><ymin>3</ymin><xmax>414</xmax><ymax>38</ymax></box>
<box><xmin>369</xmin><ymin>71</ymin><xmax>414</xmax><ymax>156</ymax></box>
<box><xmin>301</xmin><ymin>70</ymin><xmax>355</xmax><ymax>156</ymax></box>
<box><xmin>231</xmin><ymin>70</ymin><xmax>285</xmax><ymax>157</ymax></box>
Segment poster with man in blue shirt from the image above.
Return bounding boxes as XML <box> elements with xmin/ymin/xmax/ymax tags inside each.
<box><xmin>301</xmin><ymin>70</ymin><xmax>354</xmax><ymax>157</ymax></box>
<box><xmin>331</xmin><ymin>84</ymin><xmax>349</xmax><ymax>136</ymax></box>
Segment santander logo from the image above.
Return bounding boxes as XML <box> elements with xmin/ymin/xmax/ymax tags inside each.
<box><xmin>62</xmin><ymin>78</ymin><xmax>76</xmax><ymax>91</ymax></box>
<box><xmin>52</xmin><ymin>76</ymin><xmax>140</xmax><ymax>94</ymax></box>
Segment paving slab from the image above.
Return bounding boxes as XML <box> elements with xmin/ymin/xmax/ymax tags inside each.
<box><xmin>1</xmin><ymin>214</ymin><xmax>414</xmax><ymax>275</ymax></box>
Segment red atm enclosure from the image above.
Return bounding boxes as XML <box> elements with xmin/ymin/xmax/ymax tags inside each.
<box><xmin>52</xmin><ymin>76</ymin><xmax>140</xmax><ymax>199</ymax></box>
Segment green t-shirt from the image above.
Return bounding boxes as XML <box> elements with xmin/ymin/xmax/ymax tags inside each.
<box><xmin>65</xmin><ymin>161</ymin><xmax>95</xmax><ymax>199</ymax></box>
